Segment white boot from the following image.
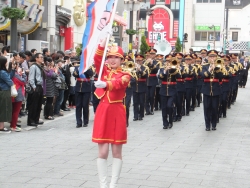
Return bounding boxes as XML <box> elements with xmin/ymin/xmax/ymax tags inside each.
<box><xmin>97</xmin><ymin>158</ymin><xmax>108</xmax><ymax>188</ymax></box>
<box><xmin>109</xmin><ymin>158</ymin><xmax>123</xmax><ymax>188</ymax></box>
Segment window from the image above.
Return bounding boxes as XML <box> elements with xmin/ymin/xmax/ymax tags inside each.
<box><xmin>232</xmin><ymin>32</ymin><xmax>238</xmax><ymax>41</ymax></box>
<box><xmin>195</xmin><ymin>31</ymin><xmax>220</xmax><ymax>41</ymax></box>
<box><xmin>156</xmin><ymin>0</ymin><xmax>165</xmax><ymax>4</ymax></box>
<box><xmin>197</xmin><ymin>0</ymin><xmax>221</xmax><ymax>2</ymax></box>
<box><xmin>171</xmin><ymin>0</ymin><xmax>180</xmax><ymax>9</ymax></box>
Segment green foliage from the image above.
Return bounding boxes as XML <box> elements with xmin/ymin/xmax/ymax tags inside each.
<box><xmin>126</xmin><ymin>29</ymin><xmax>137</xmax><ymax>35</ymax></box>
<box><xmin>2</xmin><ymin>7</ymin><xmax>26</xmax><ymax>20</ymax></box>
<box><xmin>175</xmin><ymin>37</ymin><xmax>182</xmax><ymax>52</ymax></box>
<box><xmin>140</xmin><ymin>36</ymin><xmax>150</xmax><ymax>56</ymax></box>
<box><xmin>76</xmin><ymin>44</ymin><xmax>82</xmax><ymax>56</ymax></box>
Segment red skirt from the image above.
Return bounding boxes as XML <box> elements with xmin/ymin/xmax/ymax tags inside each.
<box><xmin>92</xmin><ymin>97</ymin><xmax>127</xmax><ymax>145</ymax></box>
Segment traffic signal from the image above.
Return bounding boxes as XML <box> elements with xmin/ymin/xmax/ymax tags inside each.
<box><xmin>207</xmin><ymin>43</ymin><xmax>211</xmax><ymax>50</ymax></box>
<box><xmin>144</xmin><ymin>31</ymin><xmax>148</xmax><ymax>38</ymax></box>
<box><xmin>183</xmin><ymin>33</ymin><xmax>188</xmax><ymax>42</ymax></box>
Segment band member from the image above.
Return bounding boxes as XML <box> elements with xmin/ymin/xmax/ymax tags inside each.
<box><xmin>195</xmin><ymin>57</ymin><xmax>203</xmax><ymax>107</ymax></box>
<box><xmin>174</xmin><ymin>53</ymin><xmax>186</xmax><ymax>121</ymax></box>
<box><xmin>92</xmin><ymin>72</ymin><xmax>100</xmax><ymax>113</ymax></box>
<box><xmin>200</xmin><ymin>49</ymin><xmax>208</xmax><ymax>64</ymax></box>
<box><xmin>230</xmin><ymin>54</ymin><xmax>241</xmax><ymax>104</ymax></box>
<box><xmin>73</xmin><ymin>64</ymin><xmax>94</xmax><ymax>128</ymax></box>
<box><xmin>145</xmin><ymin>49</ymin><xmax>161</xmax><ymax>115</ymax></box>
<box><xmin>184</xmin><ymin>54</ymin><xmax>196</xmax><ymax>116</ymax></box>
<box><xmin>201</xmin><ymin>50</ymin><xmax>223</xmax><ymax>131</ymax></box>
<box><xmin>155</xmin><ymin>54</ymin><xmax>164</xmax><ymax>111</ymax></box>
<box><xmin>158</xmin><ymin>57</ymin><xmax>181</xmax><ymax>129</ymax></box>
<box><xmin>92</xmin><ymin>40</ymin><xmax>131</xmax><ymax>187</ymax></box>
<box><xmin>131</xmin><ymin>54</ymin><xmax>149</xmax><ymax>121</ymax></box>
<box><xmin>220</xmin><ymin>55</ymin><xmax>233</xmax><ymax>118</ymax></box>
<box><xmin>190</xmin><ymin>53</ymin><xmax>198</xmax><ymax>111</ymax></box>
<box><xmin>239</xmin><ymin>57</ymin><xmax>249</xmax><ymax>88</ymax></box>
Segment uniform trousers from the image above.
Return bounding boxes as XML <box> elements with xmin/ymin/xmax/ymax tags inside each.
<box><xmin>239</xmin><ymin>74</ymin><xmax>248</xmax><ymax>87</ymax></box>
<box><xmin>228</xmin><ymin>88</ymin><xmax>233</xmax><ymax>108</ymax></box>
<box><xmin>191</xmin><ymin>87</ymin><xmax>197</xmax><ymax>108</ymax></box>
<box><xmin>196</xmin><ymin>85</ymin><xmax>202</xmax><ymax>106</ymax></box>
<box><xmin>125</xmin><ymin>88</ymin><xmax>133</xmax><ymax>125</ymax></box>
<box><xmin>133</xmin><ymin>92</ymin><xmax>146</xmax><ymax>119</ymax></box>
<box><xmin>145</xmin><ymin>85</ymin><xmax>156</xmax><ymax>113</ymax></box>
<box><xmin>161</xmin><ymin>95</ymin><xmax>174</xmax><ymax>126</ymax></box>
<box><xmin>176</xmin><ymin>91</ymin><xmax>185</xmax><ymax>119</ymax></box>
<box><xmin>222</xmin><ymin>91</ymin><xmax>229</xmax><ymax>116</ymax></box>
<box><xmin>75</xmin><ymin>92</ymin><xmax>90</xmax><ymax>125</ymax></box>
<box><xmin>185</xmin><ymin>88</ymin><xmax>192</xmax><ymax>114</ymax></box>
<box><xmin>27</xmin><ymin>85</ymin><xmax>43</xmax><ymax>124</ymax></box>
<box><xmin>154</xmin><ymin>87</ymin><xmax>161</xmax><ymax>110</ymax></box>
<box><xmin>203</xmin><ymin>94</ymin><xmax>220</xmax><ymax>129</ymax></box>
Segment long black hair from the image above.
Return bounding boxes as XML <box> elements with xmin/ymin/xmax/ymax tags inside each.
<box><xmin>0</xmin><ymin>56</ymin><xmax>8</xmax><ymax>71</ymax></box>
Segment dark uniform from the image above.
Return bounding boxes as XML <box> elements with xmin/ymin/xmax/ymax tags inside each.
<box><xmin>190</xmin><ymin>53</ymin><xmax>198</xmax><ymax>111</ymax></box>
<box><xmin>158</xmin><ymin>57</ymin><xmax>181</xmax><ymax>129</ymax></box>
<box><xmin>154</xmin><ymin>54</ymin><xmax>164</xmax><ymax>111</ymax></box>
<box><xmin>73</xmin><ymin>65</ymin><xmax>94</xmax><ymax>128</ymax></box>
<box><xmin>145</xmin><ymin>49</ymin><xmax>161</xmax><ymax>115</ymax></box>
<box><xmin>239</xmin><ymin>60</ymin><xmax>250</xmax><ymax>88</ymax></box>
<box><xmin>200</xmin><ymin>49</ymin><xmax>208</xmax><ymax>65</ymax></box>
<box><xmin>201</xmin><ymin>50</ymin><xmax>223</xmax><ymax>131</ymax></box>
<box><xmin>184</xmin><ymin>54</ymin><xmax>197</xmax><ymax>116</ymax></box>
<box><xmin>195</xmin><ymin>57</ymin><xmax>203</xmax><ymax>107</ymax></box>
<box><xmin>131</xmin><ymin>55</ymin><xmax>149</xmax><ymax>121</ymax></box>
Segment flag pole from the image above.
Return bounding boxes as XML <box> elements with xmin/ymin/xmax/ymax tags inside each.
<box><xmin>98</xmin><ymin>0</ymin><xmax>118</xmax><ymax>81</ymax></box>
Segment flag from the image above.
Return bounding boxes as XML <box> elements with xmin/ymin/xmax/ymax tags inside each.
<box><xmin>79</xmin><ymin>0</ymin><xmax>116</xmax><ymax>78</ymax></box>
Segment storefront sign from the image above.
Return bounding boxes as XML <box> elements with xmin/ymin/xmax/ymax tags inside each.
<box><xmin>147</xmin><ymin>8</ymin><xmax>170</xmax><ymax>45</ymax></box>
<box><xmin>195</xmin><ymin>26</ymin><xmax>220</xmax><ymax>31</ymax></box>
<box><xmin>56</xmin><ymin>5</ymin><xmax>72</xmax><ymax>18</ymax></box>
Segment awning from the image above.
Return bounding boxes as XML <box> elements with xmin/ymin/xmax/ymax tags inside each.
<box><xmin>114</xmin><ymin>14</ymin><xmax>127</xmax><ymax>26</ymax></box>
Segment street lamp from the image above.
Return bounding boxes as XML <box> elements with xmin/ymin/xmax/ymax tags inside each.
<box><xmin>209</xmin><ymin>25</ymin><xmax>216</xmax><ymax>50</ymax></box>
<box><xmin>124</xmin><ymin>0</ymin><xmax>140</xmax><ymax>53</ymax></box>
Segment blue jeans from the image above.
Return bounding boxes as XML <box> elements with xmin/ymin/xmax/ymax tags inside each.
<box><xmin>54</xmin><ymin>90</ymin><xmax>64</xmax><ymax>115</ymax></box>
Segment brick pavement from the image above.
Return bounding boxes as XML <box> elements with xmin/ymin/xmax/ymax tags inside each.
<box><xmin>0</xmin><ymin>78</ymin><xmax>250</xmax><ymax>188</ymax></box>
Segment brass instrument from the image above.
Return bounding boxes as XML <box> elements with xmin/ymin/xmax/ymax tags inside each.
<box><xmin>215</xmin><ymin>58</ymin><xmax>224</xmax><ymax>68</ymax></box>
<box><xmin>169</xmin><ymin>58</ymin><xmax>179</xmax><ymax>69</ymax></box>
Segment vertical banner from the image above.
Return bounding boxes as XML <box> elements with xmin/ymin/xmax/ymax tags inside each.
<box><xmin>79</xmin><ymin>0</ymin><xmax>117</xmax><ymax>78</ymax></box>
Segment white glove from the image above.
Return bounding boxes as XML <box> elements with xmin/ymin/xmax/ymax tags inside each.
<box><xmin>94</xmin><ymin>81</ymin><xmax>107</xmax><ymax>88</ymax></box>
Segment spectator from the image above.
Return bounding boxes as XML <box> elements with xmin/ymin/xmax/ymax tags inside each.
<box><xmin>19</xmin><ymin>52</ymin><xmax>26</xmax><ymax>67</ymax></box>
<box><xmin>54</xmin><ymin>60</ymin><xmax>65</xmax><ymax>116</ymax></box>
<box><xmin>61</xmin><ymin>55</ymin><xmax>71</xmax><ymax>111</ymax></box>
<box><xmin>27</xmin><ymin>53</ymin><xmax>45</xmax><ymax>127</ymax></box>
<box><xmin>13</xmin><ymin>52</ymin><xmax>20</xmax><ymax>63</ymax></box>
<box><xmin>0</xmin><ymin>56</ymin><xmax>13</xmax><ymax>133</ymax></box>
<box><xmin>31</xmin><ymin>49</ymin><xmax>37</xmax><ymax>55</ymax></box>
<box><xmin>1</xmin><ymin>46</ymin><xmax>9</xmax><ymax>56</ymax></box>
<box><xmin>10</xmin><ymin>63</ymin><xmax>27</xmax><ymax>132</ymax></box>
<box><xmin>43</xmin><ymin>58</ymin><xmax>57</xmax><ymax>120</ymax></box>
<box><xmin>43</xmin><ymin>48</ymin><xmax>50</xmax><ymax>57</ymax></box>
<box><xmin>24</xmin><ymin>50</ymin><xmax>32</xmax><ymax>68</ymax></box>
<box><xmin>68</xmin><ymin>61</ymin><xmax>77</xmax><ymax>108</ymax></box>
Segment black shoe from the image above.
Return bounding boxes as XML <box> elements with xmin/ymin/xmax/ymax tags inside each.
<box><xmin>145</xmin><ymin>112</ymin><xmax>150</xmax><ymax>115</ymax></box>
<box><xmin>177</xmin><ymin>117</ymin><xmax>181</xmax><ymax>121</ymax></box>
<box><xmin>138</xmin><ymin>117</ymin><xmax>142</xmax><ymax>120</ymax></box>
<box><xmin>155</xmin><ymin>108</ymin><xmax>158</xmax><ymax>111</ymax></box>
<box><xmin>16</xmin><ymin>124</ymin><xmax>21</xmax><ymax>128</ymax></box>
<box><xmin>163</xmin><ymin>126</ymin><xmax>169</xmax><ymax>129</ymax></box>
<box><xmin>228</xmin><ymin>106</ymin><xmax>231</xmax><ymax>109</ymax></box>
<box><xmin>212</xmin><ymin>127</ymin><xmax>216</xmax><ymax>131</ymax></box>
<box><xmin>150</xmin><ymin>112</ymin><xmax>154</xmax><ymax>115</ymax></box>
<box><xmin>217</xmin><ymin>120</ymin><xmax>219</xmax><ymax>123</ymax></box>
<box><xmin>232</xmin><ymin>102</ymin><xmax>234</xmax><ymax>105</ymax></box>
<box><xmin>219</xmin><ymin>114</ymin><xmax>222</xmax><ymax>118</ymax></box>
<box><xmin>197</xmin><ymin>104</ymin><xmax>200</xmax><ymax>107</ymax></box>
<box><xmin>190</xmin><ymin>108</ymin><xmax>194</xmax><ymax>111</ymax></box>
<box><xmin>27</xmin><ymin>123</ymin><xmax>38</xmax><ymax>127</ymax></box>
<box><xmin>133</xmin><ymin>118</ymin><xmax>138</xmax><ymax>121</ymax></box>
<box><xmin>173</xmin><ymin>117</ymin><xmax>177</xmax><ymax>122</ymax></box>
<box><xmin>76</xmin><ymin>124</ymin><xmax>82</xmax><ymax>128</ymax></box>
<box><xmin>223</xmin><ymin>115</ymin><xmax>226</xmax><ymax>118</ymax></box>
<box><xmin>186</xmin><ymin>113</ymin><xmax>190</xmax><ymax>116</ymax></box>
<box><xmin>62</xmin><ymin>108</ymin><xmax>71</xmax><ymax>111</ymax></box>
<box><xmin>19</xmin><ymin>111</ymin><xmax>26</xmax><ymax>116</ymax></box>
<box><xmin>169</xmin><ymin>124</ymin><xmax>173</xmax><ymax>129</ymax></box>
<box><xmin>83</xmin><ymin>124</ymin><xmax>88</xmax><ymax>127</ymax></box>
<box><xmin>35</xmin><ymin>121</ymin><xmax>44</xmax><ymax>125</ymax></box>
<box><xmin>205</xmin><ymin>128</ymin><xmax>210</xmax><ymax>131</ymax></box>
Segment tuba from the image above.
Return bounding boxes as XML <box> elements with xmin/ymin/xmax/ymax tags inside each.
<box><xmin>154</xmin><ymin>40</ymin><xmax>172</xmax><ymax>55</ymax></box>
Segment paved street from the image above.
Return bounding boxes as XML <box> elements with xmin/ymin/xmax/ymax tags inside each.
<box><xmin>1</xmin><ymin>79</ymin><xmax>250</xmax><ymax>188</ymax></box>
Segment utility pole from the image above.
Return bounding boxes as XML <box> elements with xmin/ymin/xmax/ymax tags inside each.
<box><xmin>213</xmin><ymin>26</ymin><xmax>215</xmax><ymax>50</ymax></box>
<box><xmin>225</xmin><ymin>8</ymin><xmax>229</xmax><ymax>54</ymax></box>
<box><xmin>10</xmin><ymin>0</ymin><xmax>18</xmax><ymax>52</ymax></box>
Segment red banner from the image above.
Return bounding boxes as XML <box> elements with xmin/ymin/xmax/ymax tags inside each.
<box><xmin>64</xmin><ymin>27</ymin><xmax>74</xmax><ymax>50</ymax></box>
<box><xmin>173</xmin><ymin>20</ymin><xmax>179</xmax><ymax>38</ymax></box>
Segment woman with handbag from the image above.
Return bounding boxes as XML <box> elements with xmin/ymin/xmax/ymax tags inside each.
<box><xmin>0</xmin><ymin>56</ymin><xmax>13</xmax><ymax>133</ymax></box>
<box><xmin>10</xmin><ymin>65</ymin><xmax>27</xmax><ymax>132</ymax></box>
<box><xmin>44</xmin><ymin>58</ymin><xmax>57</xmax><ymax>120</ymax></box>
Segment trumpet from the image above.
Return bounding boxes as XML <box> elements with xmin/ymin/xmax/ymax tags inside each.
<box><xmin>169</xmin><ymin>58</ymin><xmax>179</xmax><ymax>69</ymax></box>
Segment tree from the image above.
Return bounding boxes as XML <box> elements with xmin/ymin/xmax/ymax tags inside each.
<box><xmin>140</xmin><ymin>36</ymin><xmax>150</xmax><ymax>56</ymax></box>
<box><xmin>175</xmin><ymin>37</ymin><xmax>182</xmax><ymax>52</ymax></box>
